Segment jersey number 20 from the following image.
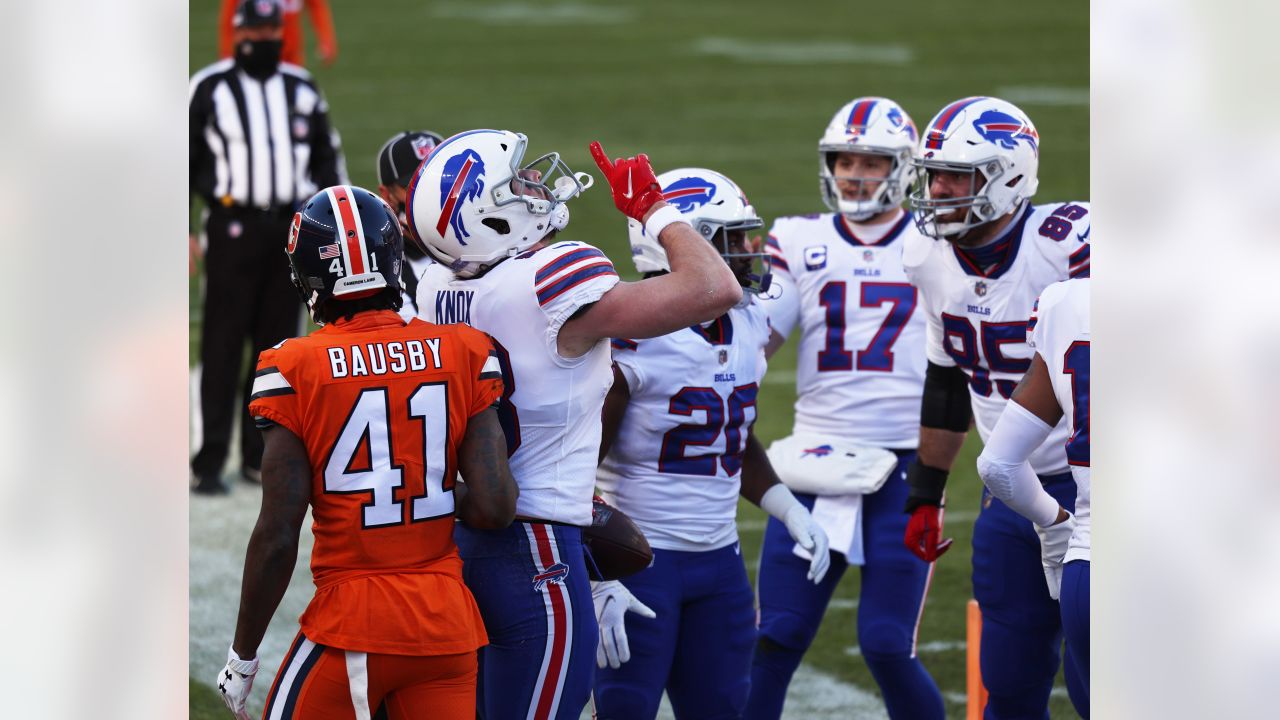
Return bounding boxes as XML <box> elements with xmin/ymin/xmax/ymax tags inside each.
<box><xmin>659</xmin><ymin>384</ymin><xmax>759</xmax><ymax>476</ymax></box>
<box><xmin>324</xmin><ymin>385</ymin><xmax>453</xmax><ymax>528</ymax></box>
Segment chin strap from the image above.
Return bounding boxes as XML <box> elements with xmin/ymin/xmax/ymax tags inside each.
<box><xmin>550</xmin><ymin>203</ymin><xmax>570</xmax><ymax>231</ymax></box>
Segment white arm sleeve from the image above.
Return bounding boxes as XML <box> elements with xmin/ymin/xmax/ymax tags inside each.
<box><xmin>975</xmin><ymin>400</ymin><xmax>1060</xmax><ymax>527</ymax></box>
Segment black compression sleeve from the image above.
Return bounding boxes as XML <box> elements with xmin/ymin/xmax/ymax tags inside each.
<box><xmin>921</xmin><ymin>361</ymin><xmax>973</xmax><ymax>432</ymax></box>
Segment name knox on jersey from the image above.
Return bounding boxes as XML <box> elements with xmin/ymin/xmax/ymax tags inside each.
<box><xmin>434</xmin><ymin>290</ymin><xmax>474</xmax><ymax>326</ymax></box>
<box><xmin>327</xmin><ymin>338</ymin><xmax>444</xmax><ymax>379</ymax></box>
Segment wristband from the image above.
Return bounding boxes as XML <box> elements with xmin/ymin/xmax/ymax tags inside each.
<box><xmin>903</xmin><ymin>460</ymin><xmax>949</xmax><ymax>513</ymax></box>
<box><xmin>644</xmin><ymin>204</ymin><xmax>688</xmax><ymax>242</ymax></box>
<box><xmin>227</xmin><ymin>646</ymin><xmax>259</xmax><ymax>675</ymax></box>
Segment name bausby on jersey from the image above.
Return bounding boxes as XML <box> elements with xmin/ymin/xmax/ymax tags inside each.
<box><xmin>324</xmin><ymin>338</ymin><xmax>444</xmax><ymax>378</ymax></box>
<box><xmin>903</xmin><ymin>201</ymin><xmax>1091</xmax><ymax>476</ymax></box>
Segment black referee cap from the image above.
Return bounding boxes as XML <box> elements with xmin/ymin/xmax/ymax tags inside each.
<box><xmin>377</xmin><ymin>131</ymin><xmax>445</xmax><ymax>189</ymax></box>
<box><xmin>232</xmin><ymin>0</ymin><xmax>283</xmax><ymax>28</ymax></box>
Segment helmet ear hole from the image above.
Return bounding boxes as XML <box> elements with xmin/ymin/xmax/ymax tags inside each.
<box><xmin>482</xmin><ymin>218</ymin><xmax>511</xmax><ymax>234</ymax></box>
<box><xmin>1005</xmin><ymin>174</ymin><xmax>1023</xmax><ymax>188</ymax></box>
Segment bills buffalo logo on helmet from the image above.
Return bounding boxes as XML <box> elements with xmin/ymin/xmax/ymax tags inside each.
<box><xmin>887</xmin><ymin>106</ymin><xmax>918</xmax><ymax>141</ymax></box>
<box><xmin>973</xmin><ymin>110</ymin><xmax>1039</xmax><ymax>154</ymax></box>
<box><xmin>532</xmin><ymin>562</ymin><xmax>569</xmax><ymax>591</ymax></box>
<box><xmin>802</xmin><ymin>445</ymin><xmax>834</xmax><ymax>458</ymax></box>
<box><xmin>437</xmin><ymin>149</ymin><xmax>487</xmax><ymax>243</ymax></box>
<box><xmin>661</xmin><ymin>176</ymin><xmax>717</xmax><ymax>213</ymax></box>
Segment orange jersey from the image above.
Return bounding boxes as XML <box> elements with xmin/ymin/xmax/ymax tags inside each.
<box><xmin>248</xmin><ymin>310</ymin><xmax>502</xmax><ymax>655</ymax></box>
<box><xmin>219</xmin><ymin>0</ymin><xmax>338</xmax><ymax>67</ymax></box>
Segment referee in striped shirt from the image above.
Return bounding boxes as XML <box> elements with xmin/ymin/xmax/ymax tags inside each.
<box><xmin>189</xmin><ymin>0</ymin><xmax>346</xmax><ymax>495</ymax></box>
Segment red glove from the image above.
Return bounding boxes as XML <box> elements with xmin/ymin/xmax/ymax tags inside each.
<box><xmin>904</xmin><ymin>504</ymin><xmax>954</xmax><ymax>562</ymax></box>
<box><xmin>588</xmin><ymin>141</ymin><xmax>665</xmax><ymax>221</ymax></box>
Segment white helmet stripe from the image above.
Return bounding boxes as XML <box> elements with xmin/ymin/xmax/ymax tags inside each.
<box><xmin>326</xmin><ymin>185</ymin><xmax>369</xmax><ymax>276</ymax></box>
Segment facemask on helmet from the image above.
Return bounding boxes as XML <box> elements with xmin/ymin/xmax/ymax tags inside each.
<box><xmin>626</xmin><ymin>168</ymin><xmax>771</xmax><ymax>297</ymax></box>
<box><xmin>818</xmin><ymin>97</ymin><xmax>919</xmax><ymax>222</ymax></box>
<box><xmin>909</xmin><ymin>96</ymin><xmax>1040</xmax><ymax>240</ymax></box>
<box><xmin>286</xmin><ymin>185</ymin><xmax>404</xmax><ymax>324</ymax></box>
<box><xmin>405</xmin><ymin>129</ymin><xmax>593</xmax><ymax>278</ymax></box>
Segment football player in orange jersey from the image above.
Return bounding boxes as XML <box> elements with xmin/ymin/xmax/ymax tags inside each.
<box><xmin>215</xmin><ymin>185</ymin><xmax>517</xmax><ymax>720</ymax></box>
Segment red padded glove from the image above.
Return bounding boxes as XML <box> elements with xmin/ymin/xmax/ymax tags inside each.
<box><xmin>904</xmin><ymin>504</ymin><xmax>954</xmax><ymax>562</ymax></box>
<box><xmin>588</xmin><ymin>141</ymin><xmax>666</xmax><ymax>221</ymax></box>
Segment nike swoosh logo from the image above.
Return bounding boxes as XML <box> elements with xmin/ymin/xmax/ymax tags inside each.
<box><xmin>623</xmin><ymin>169</ymin><xmax>633</xmax><ymax>199</ymax></box>
<box><xmin>1077</xmin><ymin>226</ymin><xmax>1090</xmax><ymax>242</ymax></box>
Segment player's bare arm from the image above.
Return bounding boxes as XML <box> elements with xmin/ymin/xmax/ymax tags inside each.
<box><xmin>456</xmin><ymin>407</ymin><xmax>519</xmax><ymax>529</ymax></box>
<box><xmin>741</xmin><ymin>430</ymin><xmax>830</xmax><ymax>583</ymax></box>
<box><xmin>738</xmin><ymin>432</ymin><xmax>782</xmax><ymax>506</ymax></box>
<box><xmin>232</xmin><ymin>425</ymin><xmax>311</xmax><ymax>660</ymax></box>
<box><xmin>1010</xmin><ymin>354</ymin><xmax>1065</xmax><ymax>427</ymax></box>
<box><xmin>598</xmin><ymin>364</ymin><xmax>631</xmax><ymax>463</ymax></box>
<box><xmin>903</xmin><ymin>361</ymin><xmax>973</xmax><ymax>561</ymax></box>
<box><xmin>763</xmin><ymin>329</ymin><xmax>787</xmax><ymax>360</ymax></box>
<box><xmin>557</xmin><ymin>143</ymin><xmax>742</xmax><ymax>357</ymax></box>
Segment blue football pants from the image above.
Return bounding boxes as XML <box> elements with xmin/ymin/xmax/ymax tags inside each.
<box><xmin>748</xmin><ymin>452</ymin><xmax>944</xmax><ymax>720</ymax></box>
<box><xmin>974</xmin><ymin>473</ymin><xmax>1081</xmax><ymax>720</ymax></box>
<box><xmin>594</xmin><ymin>543</ymin><xmax>756</xmax><ymax>720</ymax></box>
<box><xmin>455</xmin><ymin>521</ymin><xmax>596</xmax><ymax>720</ymax></box>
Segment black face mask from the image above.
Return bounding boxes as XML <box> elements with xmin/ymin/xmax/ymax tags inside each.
<box><xmin>235</xmin><ymin>39</ymin><xmax>282</xmax><ymax>80</ymax></box>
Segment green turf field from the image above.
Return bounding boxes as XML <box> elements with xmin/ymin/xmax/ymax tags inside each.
<box><xmin>190</xmin><ymin>1</ymin><xmax>1087</xmax><ymax>717</ymax></box>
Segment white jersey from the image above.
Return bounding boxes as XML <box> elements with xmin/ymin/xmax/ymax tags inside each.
<box><xmin>903</xmin><ymin>201</ymin><xmax>1091</xmax><ymax>476</ymax></box>
<box><xmin>597</xmin><ymin>302</ymin><xmax>772</xmax><ymax>552</ymax></box>
<box><xmin>1029</xmin><ymin>278</ymin><xmax>1091</xmax><ymax>561</ymax></box>
<box><xmin>416</xmin><ymin>240</ymin><xmax>620</xmax><ymax>526</ymax></box>
<box><xmin>761</xmin><ymin>210</ymin><xmax>927</xmax><ymax>448</ymax></box>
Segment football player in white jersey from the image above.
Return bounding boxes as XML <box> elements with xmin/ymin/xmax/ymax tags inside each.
<box><xmin>976</xmin><ymin>277</ymin><xmax>1090</xmax><ymax>718</ymax></box>
<box><xmin>407</xmin><ymin>131</ymin><xmax>743</xmax><ymax>720</ymax></box>
<box><xmin>901</xmin><ymin>96</ymin><xmax>1090</xmax><ymax>718</ymax></box>
<box><xmin>748</xmin><ymin>98</ymin><xmax>945</xmax><ymax>720</ymax></box>
<box><xmin>592</xmin><ymin>168</ymin><xmax>829</xmax><ymax>720</ymax></box>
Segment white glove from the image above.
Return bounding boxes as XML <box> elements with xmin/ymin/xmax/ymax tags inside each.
<box><xmin>591</xmin><ymin>580</ymin><xmax>656</xmax><ymax>669</ymax></box>
<box><xmin>1034</xmin><ymin>512</ymin><xmax>1076</xmax><ymax>600</ymax></box>
<box><xmin>216</xmin><ymin>646</ymin><xmax>259</xmax><ymax>720</ymax></box>
<box><xmin>761</xmin><ymin>484</ymin><xmax>831</xmax><ymax>584</ymax></box>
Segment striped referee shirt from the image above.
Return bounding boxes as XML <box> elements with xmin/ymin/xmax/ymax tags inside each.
<box><xmin>189</xmin><ymin>59</ymin><xmax>348</xmax><ymax>211</ymax></box>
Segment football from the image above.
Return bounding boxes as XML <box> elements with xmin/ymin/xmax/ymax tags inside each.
<box><xmin>583</xmin><ymin>497</ymin><xmax>653</xmax><ymax>581</ymax></box>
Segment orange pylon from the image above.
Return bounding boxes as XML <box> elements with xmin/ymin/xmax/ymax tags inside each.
<box><xmin>967</xmin><ymin>598</ymin><xmax>989</xmax><ymax>720</ymax></box>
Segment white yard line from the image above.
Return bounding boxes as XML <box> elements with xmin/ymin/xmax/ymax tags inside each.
<box><xmin>997</xmin><ymin>85</ymin><xmax>1089</xmax><ymax>106</ymax></box>
<box><xmin>846</xmin><ymin>639</ymin><xmax>967</xmax><ymax>657</ymax></box>
<box><xmin>693</xmin><ymin>37</ymin><xmax>912</xmax><ymax>65</ymax></box>
<box><xmin>432</xmin><ymin>2</ymin><xmax>634</xmax><ymax>25</ymax></box>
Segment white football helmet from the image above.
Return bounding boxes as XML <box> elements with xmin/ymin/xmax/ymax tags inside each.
<box><xmin>910</xmin><ymin>96</ymin><xmax>1040</xmax><ymax>240</ymax></box>
<box><xmin>406</xmin><ymin>129</ymin><xmax>593</xmax><ymax>278</ymax></box>
<box><xmin>626</xmin><ymin>168</ymin><xmax>771</xmax><ymax>295</ymax></box>
<box><xmin>818</xmin><ymin>97</ymin><xmax>919</xmax><ymax>221</ymax></box>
